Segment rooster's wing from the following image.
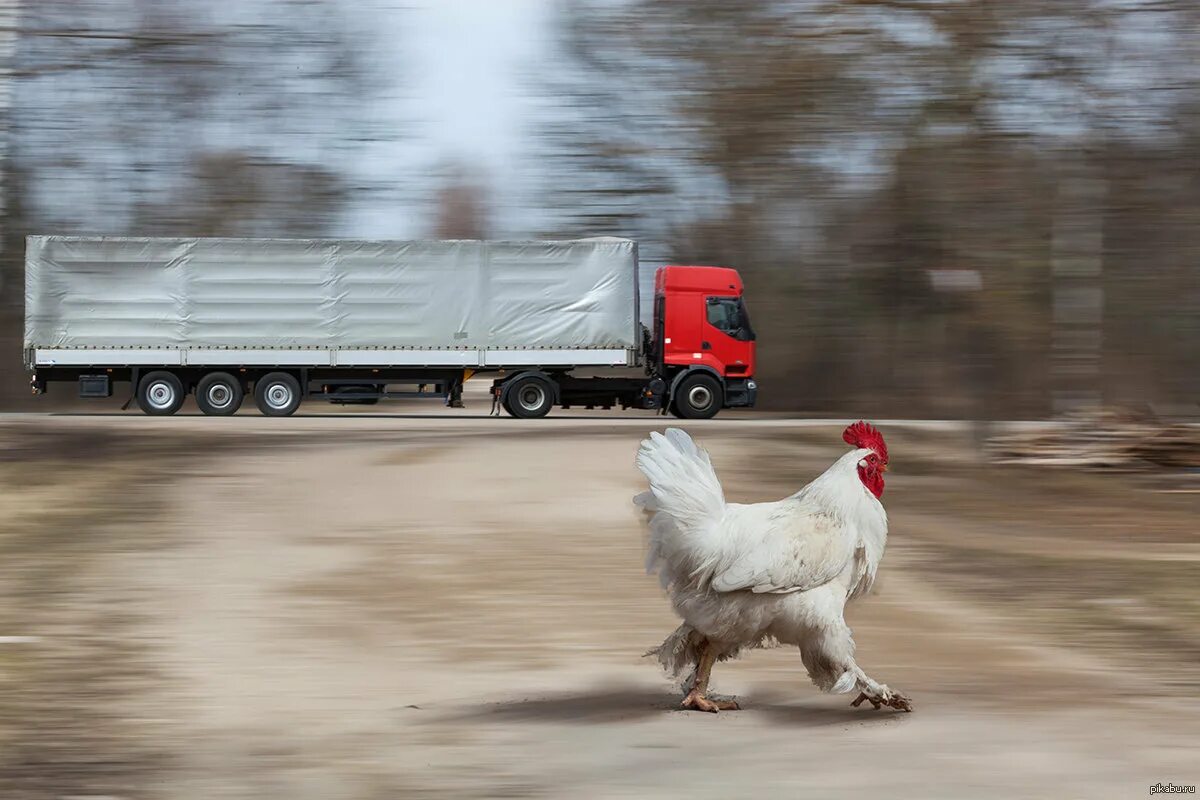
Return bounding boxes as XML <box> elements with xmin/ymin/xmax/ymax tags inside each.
<box><xmin>706</xmin><ymin>500</ymin><xmax>857</xmax><ymax>594</ymax></box>
<box><xmin>637</xmin><ymin>428</ymin><xmax>857</xmax><ymax>595</ymax></box>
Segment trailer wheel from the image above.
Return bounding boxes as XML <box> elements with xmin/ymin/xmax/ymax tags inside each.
<box><xmin>254</xmin><ymin>372</ymin><xmax>302</xmax><ymax>417</ymax></box>
<box><xmin>671</xmin><ymin>373</ymin><xmax>723</xmax><ymax>420</ymax></box>
<box><xmin>137</xmin><ymin>370</ymin><xmax>185</xmax><ymax>416</ymax></box>
<box><xmin>505</xmin><ymin>375</ymin><xmax>554</xmax><ymax>419</ymax></box>
<box><xmin>196</xmin><ymin>372</ymin><xmax>245</xmax><ymax>416</ymax></box>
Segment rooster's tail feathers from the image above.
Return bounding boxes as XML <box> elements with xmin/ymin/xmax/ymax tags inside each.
<box><xmin>635</xmin><ymin>429</ymin><xmax>727</xmax><ymax>587</ymax></box>
<box><xmin>636</xmin><ymin>428</ymin><xmax>725</xmax><ymax>530</ymax></box>
<box><xmin>635</xmin><ymin>428</ymin><xmax>727</xmax><ymax>585</ymax></box>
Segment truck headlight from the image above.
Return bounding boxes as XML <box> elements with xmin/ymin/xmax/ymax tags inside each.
<box><xmin>747</xmin><ymin>380</ymin><xmax>757</xmax><ymax>390</ymax></box>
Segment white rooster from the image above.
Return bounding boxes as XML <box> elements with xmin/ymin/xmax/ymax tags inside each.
<box><xmin>635</xmin><ymin>421</ymin><xmax>911</xmax><ymax>713</ymax></box>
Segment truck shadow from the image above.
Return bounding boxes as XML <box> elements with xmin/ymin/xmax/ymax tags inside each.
<box><xmin>47</xmin><ymin>412</ymin><xmax>667</xmax><ymax>421</ymax></box>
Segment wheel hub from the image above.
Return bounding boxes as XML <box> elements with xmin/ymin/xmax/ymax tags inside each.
<box><xmin>687</xmin><ymin>385</ymin><xmax>712</xmax><ymax>409</ymax></box>
<box><xmin>207</xmin><ymin>384</ymin><xmax>232</xmax><ymax>408</ymax></box>
<box><xmin>146</xmin><ymin>381</ymin><xmax>175</xmax><ymax>409</ymax></box>
<box><xmin>518</xmin><ymin>385</ymin><xmax>545</xmax><ymax>411</ymax></box>
<box><xmin>266</xmin><ymin>384</ymin><xmax>293</xmax><ymax>409</ymax></box>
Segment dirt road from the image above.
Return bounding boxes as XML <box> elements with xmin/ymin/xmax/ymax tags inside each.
<box><xmin>2</xmin><ymin>413</ymin><xmax>1197</xmax><ymax>799</ymax></box>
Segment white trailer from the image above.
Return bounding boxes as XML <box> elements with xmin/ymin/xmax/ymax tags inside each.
<box><xmin>25</xmin><ymin>235</ymin><xmax>758</xmax><ymax>418</ymax></box>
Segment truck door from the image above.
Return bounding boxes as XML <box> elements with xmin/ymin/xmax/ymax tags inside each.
<box><xmin>703</xmin><ymin>296</ymin><xmax>756</xmax><ymax>377</ymax></box>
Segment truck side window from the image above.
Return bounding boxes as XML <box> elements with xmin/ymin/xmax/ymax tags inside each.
<box><xmin>706</xmin><ymin>297</ymin><xmax>755</xmax><ymax>341</ymax></box>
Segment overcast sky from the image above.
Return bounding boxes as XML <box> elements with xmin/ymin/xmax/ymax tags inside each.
<box><xmin>348</xmin><ymin>0</ymin><xmax>552</xmax><ymax>238</ymax></box>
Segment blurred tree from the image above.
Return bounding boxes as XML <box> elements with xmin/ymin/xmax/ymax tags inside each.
<box><xmin>430</xmin><ymin>161</ymin><xmax>491</xmax><ymax>240</ymax></box>
<box><xmin>536</xmin><ymin>0</ymin><xmax>877</xmax><ymax>408</ymax></box>
<box><xmin>9</xmin><ymin>0</ymin><xmax>392</xmax><ymax>239</ymax></box>
<box><xmin>0</xmin><ymin>0</ymin><xmax>403</xmax><ymax>407</ymax></box>
<box><xmin>536</xmin><ymin>0</ymin><xmax>1200</xmax><ymax>417</ymax></box>
<box><xmin>134</xmin><ymin>151</ymin><xmax>347</xmax><ymax>238</ymax></box>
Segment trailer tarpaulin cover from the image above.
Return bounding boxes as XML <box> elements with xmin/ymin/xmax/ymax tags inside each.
<box><xmin>25</xmin><ymin>236</ymin><xmax>639</xmax><ymax>351</ymax></box>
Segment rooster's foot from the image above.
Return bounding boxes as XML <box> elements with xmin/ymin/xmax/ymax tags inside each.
<box><xmin>851</xmin><ymin>686</ymin><xmax>912</xmax><ymax>712</ymax></box>
<box><xmin>680</xmin><ymin>690</ymin><xmax>741</xmax><ymax>713</ymax></box>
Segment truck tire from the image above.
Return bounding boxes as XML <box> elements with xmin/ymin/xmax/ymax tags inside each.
<box><xmin>254</xmin><ymin>372</ymin><xmax>302</xmax><ymax>417</ymax></box>
<box><xmin>504</xmin><ymin>375</ymin><xmax>554</xmax><ymax>419</ymax></box>
<box><xmin>671</xmin><ymin>373</ymin><xmax>723</xmax><ymax>420</ymax></box>
<box><xmin>196</xmin><ymin>372</ymin><xmax>244</xmax><ymax>416</ymax></box>
<box><xmin>137</xmin><ymin>370</ymin><xmax>185</xmax><ymax>416</ymax></box>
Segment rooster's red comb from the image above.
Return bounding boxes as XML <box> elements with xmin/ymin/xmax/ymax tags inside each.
<box><xmin>842</xmin><ymin>421</ymin><xmax>888</xmax><ymax>463</ymax></box>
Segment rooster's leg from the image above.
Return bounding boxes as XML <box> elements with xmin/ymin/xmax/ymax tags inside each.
<box><xmin>801</xmin><ymin>622</ymin><xmax>912</xmax><ymax>712</ymax></box>
<box><xmin>680</xmin><ymin>639</ymin><xmax>740</xmax><ymax>713</ymax></box>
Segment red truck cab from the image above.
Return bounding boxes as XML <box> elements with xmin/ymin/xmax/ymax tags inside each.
<box><xmin>653</xmin><ymin>265</ymin><xmax>758</xmax><ymax>418</ymax></box>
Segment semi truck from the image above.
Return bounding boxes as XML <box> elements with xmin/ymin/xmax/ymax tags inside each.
<box><xmin>24</xmin><ymin>236</ymin><xmax>757</xmax><ymax>418</ymax></box>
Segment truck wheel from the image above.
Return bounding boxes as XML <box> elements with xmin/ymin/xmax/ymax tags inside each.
<box><xmin>505</xmin><ymin>375</ymin><xmax>554</xmax><ymax>419</ymax></box>
<box><xmin>196</xmin><ymin>372</ymin><xmax>244</xmax><ymax>416</ymax></box>
<box><xmin>137</xmin><ymin>370</ymin><xmax>185</xmax><ymax>416</ymax></box>
<box><xmin>254</xmin><ymin>372</ymin><xmax>302</xmax><ymax>417</ymax></box>
<box><xmin>672</xmin><ymin>373</ymin><xmax>723</xmax><ymax>420</ymax></box>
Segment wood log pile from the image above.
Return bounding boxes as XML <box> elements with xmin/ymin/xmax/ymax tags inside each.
<box><xmin>987</xmin><ymin>408</ymin><xmax>1200</xmax><ymax>470</ymax></box>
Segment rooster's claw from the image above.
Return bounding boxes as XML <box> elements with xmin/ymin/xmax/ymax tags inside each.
<box><xmin>852</xmin><ymin>689</ymin><xmax>912</xmax><ymax>712</ymax></box>
<box><xmin>680</xmin><ymin>690</ymin><xmax>741</xmax><ymax>713</ymax></box>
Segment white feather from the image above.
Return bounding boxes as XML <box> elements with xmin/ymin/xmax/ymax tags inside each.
<box><xmin>636</xmin><ymin>428</ymin><xmax>892</xmax><ymax>697</ymax></box>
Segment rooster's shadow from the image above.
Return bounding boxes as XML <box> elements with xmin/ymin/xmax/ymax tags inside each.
<box><xmin>439</xmin><ymin>685</ymin><xmax>904</xmax><ymax>728</ymax></box>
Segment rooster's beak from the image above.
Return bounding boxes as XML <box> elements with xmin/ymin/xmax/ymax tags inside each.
<box><xmin>881</xmin><ymin>463</ymin><xmax>889</xmax><ymax>473</ymax></box>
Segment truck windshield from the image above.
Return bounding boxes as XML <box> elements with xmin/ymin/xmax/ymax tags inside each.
<box><xmin>707</xmin><ymin>297</ymin><xmax>756</xmax><ymax>342</ymax></box>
